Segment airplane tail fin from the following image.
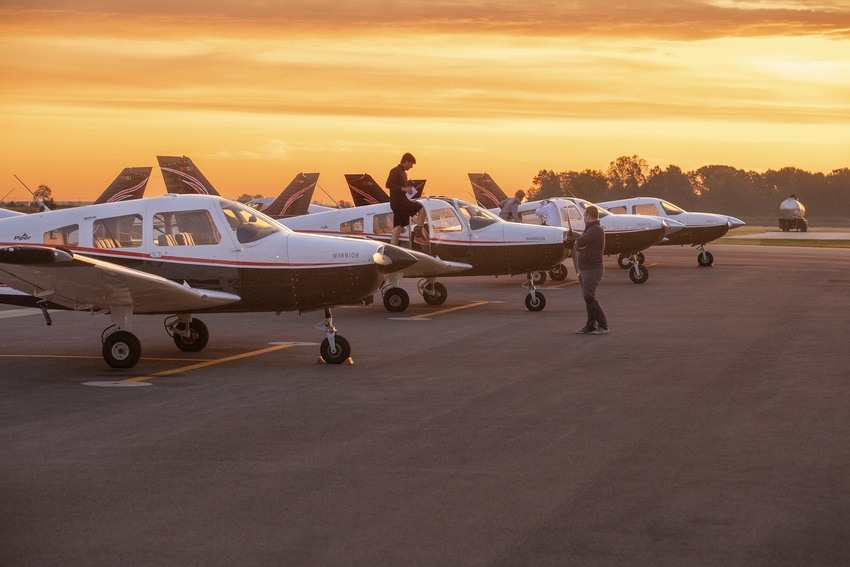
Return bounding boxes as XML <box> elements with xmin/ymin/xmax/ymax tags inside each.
<box><xmin>346</xmin><ymin>174</ymin><xmax>390</xmax><ymax>207</ymax></box>
<box><xmin>262</xmin><ymin>173</ymin><xmax>320</xmax><ymax>218</ymax></box>
<box><xmin>93</xmin><ymin>167</ymin><xmax>152</xmax><ymax>204</ymax></box>
<box><xmin>468</xmin><ymin>173</ymin><xmax>508</xmax><ymax>209</ymax></box>
<box><xmin>157</xmin><ymin>156</ymin><xmax>220</xmax><ymax>196</ymax></box>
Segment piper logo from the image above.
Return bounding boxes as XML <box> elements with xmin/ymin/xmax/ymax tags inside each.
<box><xmin>13</xmin><ymin>233</ymin><xmax>32</xmax><ymax>241</ymax></box>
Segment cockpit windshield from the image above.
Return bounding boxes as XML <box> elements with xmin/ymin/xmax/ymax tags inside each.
<box><xmin>450</xmin><ymin>199</ymin><xmax>501</xmax><ymax>230</ymax></box>
<box><xmin>571</xmin><ymin>198</ymin><xmax>611</xmax><ymax>218</ymax></box>
<box><xmin>219</xmin><ymin>199</ymin><xmax>290</xmax><ymax>244</ymax></box>
<box><xmin>660</xmin><ymin>200</ymin><xmax>685</xmax><ymax>215</ymax></box>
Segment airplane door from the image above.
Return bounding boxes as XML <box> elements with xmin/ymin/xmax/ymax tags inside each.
<box><xmin>424</xmin><ymin>200</ymin><xmax>473</xmax><ymax>264</ymax></box>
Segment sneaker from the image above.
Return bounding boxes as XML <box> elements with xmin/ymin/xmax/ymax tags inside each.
<box><xmin>575</xmin><ymin>326</ymin><xmax>595</xmax><ymax>334</ymax></box>
<box><xmin>591</xmin><ymin>326</ymin><xmax>609</xmax><ymax>335</ymax></box>
<box><xmin>414</xmin><ymin>235</ymin><xmax>430</xmax><ymax>246</ymax></box>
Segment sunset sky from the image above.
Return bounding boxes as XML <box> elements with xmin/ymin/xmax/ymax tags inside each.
<box><xmin>1</xmin><ymin>1</ymin><xmax>849</xmax><ymax>204</ymax></box>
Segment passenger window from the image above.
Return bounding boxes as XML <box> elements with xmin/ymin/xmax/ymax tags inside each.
<box><xmin>564</xmin><ymin>206</ymin><xmax>582</xmax><ymax>222</ymax></box>
<box><xmin>519</xmin><ymin>210</ymin><xmax>543</xmax><ymax>225</ymax></box>
<box><xmin>44</xmin><ymin>224</ymin><xmax>79</xmax><ymax>246</ymax></box>
<box><xmin>607</xmin><ymin>206</ymin><xmax>627</xmax><ymax>215</ymax></box>
<box><xmin>93</xmin><ymin>214</ymin><xmax>142</xmax><ymax>248</ymax></box>
<box><xmin>635</xmin><ymin>204</ymin><xmax>659</xmax><ymax>216</ymax></box>
<box><xmin>153</xmin><ymin>210</ymin><xmax>221</xmax><ymax>246</ymax></box>
<box><xmin>340</xmin><ymin>218</ymin><xmax>364</xmax><ymax>233</ymax></box>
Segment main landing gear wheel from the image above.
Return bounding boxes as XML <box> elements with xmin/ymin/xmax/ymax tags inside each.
<box><xmin>422</xmin><ymin>282</ymin><xmax>448</xmax><ymax>306</ymax></box>
<box><xmin>383</xmin><ymin>287</ymin><xmax>409</xmax><ymax>312</ymax></box>
<box><xmin>320</xmin><ymin>335</ymin><xmax>351</xmax><ymax>364</ymax></box>
<box><xmin>102</xmin><ymin>331</ymin><xmax>142</xmax><ymax>369</ymax></box>
<box><xmin>549</xmin><ymin>264</ymin><xmax>568</xmax><ymax>281</ymax></box>
<box><xmin>698</xmin><ymin>250</ymin><xmax>714</xmax><ymax>267</ymax></box>
<box><xmin>629</xmin><ymin>264</ymin><xmax>649</xmax><ymax>284</ymax></box>
<box><xmin>531</xmin><ymin>270</ymin><xmax>547</xmax><ymax>285</ymax></box>
<box><xmin>172</xmin><ymin>319</ymin><xmax>209</xmax><ymax>352</ymax></box>
<box><xmin>617</xmin><ymin>254</ymin><xmax>631</xmax><ymax>269</ymax></box>
<box><xmin>525</xmin><ymin>292</ymin><xmax>546</xmax><ymax>311</ymax></box>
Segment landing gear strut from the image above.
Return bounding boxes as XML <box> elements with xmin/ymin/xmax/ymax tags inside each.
<box><xmin>696</xmin><ymin>245</ymin><xmax>714</xmax><ymax>267</ymax></box>
<box><xmin>523</xmin><ymin>273</ymin><xmax>547</xmax><ymax>311</ymax></box>
<box><xmin>319</xmin><ymin>308</ymin><xmax>351</xmax><ymax>364</ymax></box>
<box><xmin>419</xmin><ymin>278</ymin><xmax>448</xmax><ymax>306</ymax></box>
<box><xmin>617</xmin><ymin>252</ymin><xmax>650</xmax><ymax>284</ymax></box>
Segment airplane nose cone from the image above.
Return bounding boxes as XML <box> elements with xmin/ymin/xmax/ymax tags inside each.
<box><xmin>373</xmin><ymin>244</ymin><xmax>418</xmax><ymax>274</ymax></box>
<box><xmin>727</xmin><ymin>216</ymin><xmax>746</xmax><ymax>229</ymax></box>
<box><xmin>662</xmin><ymin>219</ymin><xmax>686</xmax><ymax>235</ymax></box>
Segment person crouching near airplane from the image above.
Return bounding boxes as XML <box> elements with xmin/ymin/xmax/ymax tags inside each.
<box><xmin>386</xmin><ymin>152</ymin><xmax>429</xmax><ymax>246</ymax></box>
<box><xmin>499</xmin><ymin>189</ymin><xmax>525</xmax><ymax>221</ymax></box>
<box><xmin>572</xmin><ymin>205</ymin><xmax>609</xmax><ymax>335</ymax></box>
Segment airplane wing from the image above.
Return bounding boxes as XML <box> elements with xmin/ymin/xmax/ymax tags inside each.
<box><xmin>0</xmin><ymin>246</ymin><xmax>240</xmax><ymax>313</ymax></box>
<box><xmin>401</xmin><ymin>249</ymin><xmax>472</xmax><ymax>277</ymax></box>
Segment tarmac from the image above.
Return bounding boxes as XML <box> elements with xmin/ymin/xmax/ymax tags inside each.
<box><xmin>1</xmin><ymin>244</ymin><xmax>849</xmax><ymax>565</ymax></box>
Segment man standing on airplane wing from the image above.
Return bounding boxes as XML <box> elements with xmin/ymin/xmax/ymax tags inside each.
<box><xmin>386</xmin><ymin>152</ymin><xmax>428</xmax><ymax>246</ymax></box>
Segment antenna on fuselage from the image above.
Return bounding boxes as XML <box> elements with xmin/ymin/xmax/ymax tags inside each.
<box><xmin>316</xmin><ymin>182</ymin><xmax>341</xmax><ymax>208</ymax></box>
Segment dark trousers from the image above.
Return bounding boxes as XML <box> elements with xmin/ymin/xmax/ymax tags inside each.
<box><xmin>579</xmin><ymin>267</ymin><xmax>607</xmax><ymax>329</ymax></box>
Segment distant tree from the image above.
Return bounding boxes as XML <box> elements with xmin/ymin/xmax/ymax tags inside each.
<box><xmin>33</xmin><ymin>184</ymin><xmax>56</xmax><ymax>210</ymax></box>
<box><xmin>644</xmin><ymin>165</ymin><xmax>695</xmax><ymax>208</ymax></box>
<box><xmin>529</xmin><ymin>170</ymin><xmax>564</xmax><ymax>201</ymax></box>
<box><xmin>606</xmin><ymin>155</ymin><xmax>648</xmax><ymax>199</ymax></box>
<box><xmin>336</xmin><ymin>199</ymin><xmax>353</xmax><ymax>209</ymax></box>
<box><xmin>562</xmin><ymin>169</ymin><xmax>607</xmax><ymax>203</ymax></box>
<box><xmin>237</xmin><ymin>193</ymin><xmax>264</xmax><ymax>203</ymax></box>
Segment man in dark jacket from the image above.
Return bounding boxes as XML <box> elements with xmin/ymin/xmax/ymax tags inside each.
<box><xmin>386</xmin><ymin>152</ymin><xmax>428</xmax><ymax>246</ymax></box>
<box><xmin>572</xmin><ymin>205</ymin><xmax>609</xmax><ymax>334</ymax></box>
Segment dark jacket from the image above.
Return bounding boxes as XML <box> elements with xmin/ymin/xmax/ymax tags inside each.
<box><xmin>575</xmin><ymin>220</ymin><xmax>605</xmax><ymax>270</ymax></box>
<box><xmin>386</xmin><ymin>164</ymin><xmax>409</xmax><ymax>201</ymax></box>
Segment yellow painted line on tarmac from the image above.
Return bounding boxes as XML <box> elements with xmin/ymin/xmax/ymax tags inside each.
<box><xmin>121</xmin><ymin>343</ymin><xmax>298</xmax><ymax>383</ymax></box>
<box><xmin>405</xmin><ymin>300</ymin><xmax>491</xmax><ymax>320</ymax></box>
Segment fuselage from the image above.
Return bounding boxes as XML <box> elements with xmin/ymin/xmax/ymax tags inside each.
<box><xmin>281</xmin><ymin>197</ymin><xmax>570</xmax><ymax>276</ymax></box>
<box><xmin>598</xmin><ymin>197</ymin><xmax>745</xmax><ymax>246</ymax></box>
<box><xmin>486</xmin><ymin>197</ymin><xmax>675</xmax><ymax>256</ymax></box>
<box><xmin>0</xmin><ymin>195</ymin><xmax>402</xmax><ymax>313</ymax></box>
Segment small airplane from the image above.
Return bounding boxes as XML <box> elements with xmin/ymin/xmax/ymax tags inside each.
<box><xmin>93</xmin><ymin>167</ymin><xmax>152</xmax><ymax>204</ymax></box>
<box><xmin>0</xmin><ymin>194</ymin><xmax>418</xmax><ymax>368</ymax></box>
<box><xmin>468</xmin><ymin>173</ymin><xmax>683</xmax><ymax>284</ymax></box>
<box><xmin>281</xmin><ymin>177</ymin><xmax>572</xmax><ymax>312</ymax></box>
<box><xmin>596</xmin><ymin>197</ymin><xmax>745</xmax><ymax>266</ymax></box>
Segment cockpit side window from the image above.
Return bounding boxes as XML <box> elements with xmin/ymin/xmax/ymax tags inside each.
<box><xmin>429</xmin><ymin>205</ymin><xmax>463</xmax><ymax>233</ymax></box>
<box><xmin>635</xmin><ymin>203</ymin><xmax>660</xmax><ymax>216</ymax></box>
<box><xmin>154</xmin><ymin>210</ymin><xmax>221</xmax><ymax>246</ymax></box>
<box><xmin>219</xmin><ymin>201</ymin><xmax>287</xmax><ymax>244</ymax></box>
<box><xmin>93</xmin><ymin>214</ymin><xmax>142</xmax><ymax>248</ymax></box>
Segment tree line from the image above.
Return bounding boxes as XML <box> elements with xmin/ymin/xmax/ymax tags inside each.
<box><xmin>527</xmin><ymin>155</ymin><xmax>850</xmax><ymax>221</ymax></box>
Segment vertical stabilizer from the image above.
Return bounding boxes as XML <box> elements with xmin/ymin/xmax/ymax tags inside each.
<box><xmin>468</xmin><ymin>173</ymin><xmax>508</xmax><ymax>209</ymax></box>
<box><xmin>93</xmin><ymin>167</ymin><xmax>152</xmax><ymax>204</ymax></box>
<box><xmin>157</xmin><ymin>156</ymin><xmax>220</xmax><ymax>196</ymax></box>
<box><xmin>263</xmin><ymin>173</ymin><xmax>320</xmax><ymax>218</ymax></box>
<box><xmin>346</xmin><ymin>174</ymin><xmax>390</xmax><ymax>207</ymax></box>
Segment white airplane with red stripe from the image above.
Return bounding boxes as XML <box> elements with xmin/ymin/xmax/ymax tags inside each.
<box><xmin>0</xmin><ymin>194</ymin><xmax>417</xmax><ymax>368</ymax></box>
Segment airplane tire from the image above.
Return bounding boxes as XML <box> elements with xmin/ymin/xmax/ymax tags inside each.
<box><xmin>617</xmin><ymin>254</ymin><xmax>631</xmax><ymax>269</ymax></box>
<box><xmin>320</xmin><ymin>335</ymin><xmax>351</xmax><ymax>364</ymax></box>
<box><xmin>549</xmin><ymin>264</ymin><xmax>568</xmax><ymax>281</ymax></box>
<box><xmin>531</xmin><ymin>271</ymin><xmax>547</xmax><ymax>285</ymax></box>
<box><xmin>422</xmin><ymin>282</ymin><xmax>448</xmax><ymax>306</ymax></box>
<box><xmin>525</xmin><ymin>292</ymin><xmax>546</xmax><ymax>312</ymax></box>
<box><xmin>383</xmin><ymin>287</ymin><xmax>409</xmax><ymax>312</ymax></box>
<box><xmin>697</xmin><ymin>251</ymin><xmax>714</xmax><ymax>267</ymax></box>
<box><xmin>629</xmin><ymin>265</ymin><xmax>649</xmax><ymax>284</ymax></box>
<box><xmin>103</xmin><ymin>331</ymin><xmax>142</xmax><ymax>369</ymax></box>
<box><xmin>636</xmin><ymin>252</ymin><xmax>646</xmax><ymax>265</ymax></box>
<box><xmin>173</xmin><ymin>319</ymin><xmax>209</xmax><ymax>352</ymax></box>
